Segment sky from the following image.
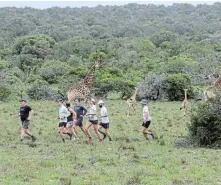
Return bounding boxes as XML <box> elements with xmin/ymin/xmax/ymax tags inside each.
<box><xmin>0</xmin><ymin>0</ymin><xmax>219</xmax><ymax>9</ymax></box>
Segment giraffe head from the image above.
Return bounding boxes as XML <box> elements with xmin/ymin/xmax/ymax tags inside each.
<box><xmin>95</xmin><ymin>60</ymin><xmax>100</xmax><ymax>69</ymax></box>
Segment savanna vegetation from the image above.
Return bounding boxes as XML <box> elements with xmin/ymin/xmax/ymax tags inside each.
<box><xmin>1</xmin><ymin>3</ymin><xmax>221</xmax><ymax>101</ymax></box>
<box><xmin>1</xmin><ymin>100</ymin><xmax>221</xmax><ymax>185</ymax></box>
<box><xmin>1</xmin><ymin>2</ymin><xmax>221</xmax><ymax>184</ymax></box>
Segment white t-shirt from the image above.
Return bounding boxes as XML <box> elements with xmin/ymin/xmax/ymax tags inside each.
<box><xmin>89</xmin><ymin>105</ymin><xmax>98</xmax><ymax>121</ymax></box>
<box><xmin>59</xmin><ymin>105</ymin><xmax>69</xmax><ymax>123</ymax></box>
<box><xmin>100</xmin><ymin>106</ymin><xmax>109</xmax><ymax>123</ymax></box>
<box><xmin>143</xmin><ymin>105</ymin><xmax>152</xmax><ymax>122</ymax></box>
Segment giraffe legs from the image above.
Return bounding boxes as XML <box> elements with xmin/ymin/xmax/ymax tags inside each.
<box><xmin>131</xmin><ymin>103</ymin><xmax>136</xmax><ymax>113</ymax></box>
<box><xmin>127</xmin><ymin>103</ymin><xmax>136</xmax><ymax>116</ymax></box>
<box><xmin>127</xmin><ymin>104</ymin><xmax>131</xmax><ymax>116</ymax></box>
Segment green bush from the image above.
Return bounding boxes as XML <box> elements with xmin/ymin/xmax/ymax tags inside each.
<box><xmin>39</xmin><ymin>60</ymin><xmax>70</xmax><ymax>84</ymax></box>
<box><xmin>189</xmin><ymin>93</ymin><xmax>221</xmax><ymax>147</ymax></box>
<box><xmin>27</xmin><ymin>84</ymin><xmax>54</xmax><ymax>100</ymax></box>
<box><xmin>0</xmin><ymin>84</ymin><xmax>11</xmax><ymax>101</ymax></box>
<box><xmin>163</xmin><ymin>73</ymin><xmax>193</xmax><ymax>101</ymax></box>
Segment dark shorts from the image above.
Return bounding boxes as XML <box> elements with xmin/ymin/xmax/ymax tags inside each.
<box><xmin>99</xmin><ymin>123</ymin><xmax>109</xmax><ymax>129</ymax></box>
<box><xmin>75</xmin><ymin>119</ymin><xmax>83</xmax><ymax>127</ymax></box>
<box><xmin>59</xmin><ymin>122</ymin><xmax>67</xmax><ymax>127</ymax></box>
<box><xmin>66</xmin><ymin>121</ymin><xmax>74</xmax><ymax>127</ymax></box>
<box><xmin>89</xmin><ymin>120</ymin><xmax>98</xmax><ymax>124</ymax></box>
<box><xmin>142</xmin><ymin>121</ymin><xmax>151</xmax><ymax>128</ymax></box>
<box><xmin>22</xmin><ymin>120</ymin><xmax>30</xmax><ymax>129</ymax></box>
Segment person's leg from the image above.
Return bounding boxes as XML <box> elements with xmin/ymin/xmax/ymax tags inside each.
<box><xmin>142</xmin><ymin>127</ymin><xmax>149</xmax><ymax>140</ymax></box>
<box><xmin>64</xmin><ymin>123</ymin><xmax>73</xmax><ymax>140</ymax></box>
<box><xmin>142</xmin><ymin>121</ymin><xmax>155</xmax><ymax>140</ymax></box>
<box><xmin>22</xmin><ymin>121</ymin><xmax>36</xmax><ymax>142</ymax></box>
<box><xmin>20</xmin><ymin>126</ymin><xmax>25</xmax><ymax>142</ymax></box>
<box><xmin>79</xmin><ymin>126</ymin><xmax>87</xmax><ymax>136</ymax></box>
<box><xmin>78</xmin><ymin>120</ymin><xmax>87</xmax><ymax>136</ymax></box>
<box><xmin>71</xmin><ymin>125</ymin><xmax>78</xmax><ymax>139</ymax></box>
<box><xmin>104</xmin><ymin>127</ymin><xmax>112</xmax><ymax>141</ymax></box>
<box><xmin>93</xmin><ymin>123</ymin><xmax>102</xmax><ymax>142</ymax></box>
<box><xmin>98</xmin><ymin>124</ymin><xmax>106</xmax><ymax>139</ymax></box>
<box><xmin>85</xmin><ymin>122</ymin><xmax>92</xmax><ymax>141</ymax></box>
<box><xmin>73</xmin><ymin>125</ymin><xmax>79</xmax><ymax>138</ymax></box>
<box><xmin>58</xmin><ymin>123</ymin><xmax>65</xmax><ymax>142</ymax></box>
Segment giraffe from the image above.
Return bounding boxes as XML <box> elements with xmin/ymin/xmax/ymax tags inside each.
<box><xmin>67</xmin><ymin>60</ymin><xmax>100</xmax><ymax>104</ymax></box>
<box><xmin>180</xmin><ymin>89</ymin><xmax>188</xmax><ymax>116</ymax></box>
<box><xmin>204</xmin><ymin>72</ymin><xmax>221</xmax><ymax>101</ymax></box>
<box><xmin>126</xmin><ymin>87</ymin><xmax>138</xmax><ymax>116</ymax></box>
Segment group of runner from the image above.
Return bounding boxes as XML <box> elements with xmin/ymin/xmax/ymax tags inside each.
<box><xmin>57</xmin><ymin>98</ymin><xmax>112</xmax><ymax>143</ymax></box>
<box><xmin>18</xmin><ymin>98</ymin><xmax>155</xmax><ymax>143</ymax></box>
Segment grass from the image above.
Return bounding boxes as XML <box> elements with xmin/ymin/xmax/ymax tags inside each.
<box><xmin>0</xmin><ymin>100</ymin><xmax>221</xmax><ymax>185</ymax></box>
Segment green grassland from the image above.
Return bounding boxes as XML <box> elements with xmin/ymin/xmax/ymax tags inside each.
<box><xmin>0</xmin><ymin>100</ymin><xmax>221</xmax><ymax>185</ymax></box>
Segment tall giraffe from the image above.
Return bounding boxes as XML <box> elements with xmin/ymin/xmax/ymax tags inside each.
<box><xmin>180</xmin><ymin>89</ymin><xmax>188</xmax><ymax>116</ymax></box>
<box><xmin>204</xmin><ymin>72</ymin><xmax>221</xmax><ymax>101</ymax></box>
<box><xmin>126</xmin><ymin>87</ymin><xmax>138</xmax><ymax>116</ymax></box>
<box><xmin>67</xmin><ymin>60</ymin><xmax>100</xmax><ymax>104</ymax></box>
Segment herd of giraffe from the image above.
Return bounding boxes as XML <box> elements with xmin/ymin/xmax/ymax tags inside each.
<box><xmin>65</xmin><ymin>58</ymin><xmax>221</xmax><ymax>116</ymax></box>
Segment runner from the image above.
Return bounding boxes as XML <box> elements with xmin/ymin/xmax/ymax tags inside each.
<box><xmin>97</xmin><ymin>100</ymin><xmax>112</xmax><ymax>141</ymax></box>
<box><xmin>65</xmin><ymin>102</ymin><xmax>78</xmax><ymax>140</ymax></box>
<box><xmin>73</xmin><ymin>99</ymin><xmax>87</xmax><ymax>137</ymax></box>
<box><xmin>19</xmin><ymin>99</ymin><xmax>36</xmax><ymax>143</ymax></box>
<box><xmin>57</xmin><ymin>99</ymin><xmax>70</xmax><ymax>142</ymax></box>
<box><xmin>140</xmin><ymin>99</ymin><xmax>155</xmax><ymax>140</ymax></box>
<box><xmin>85</xmin><ymin>98</ymin><xmax>102</xmax><ymax>142</ymax></box>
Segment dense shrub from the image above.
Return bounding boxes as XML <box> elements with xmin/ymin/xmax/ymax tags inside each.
<box><xmin>39</xmin><ymin>60</ymin><xmax>70</xmax><ymax>84</ymax></box>
<box><xmin>0</xmin><ymin>84</ymin><xmax>11</xmax><ymax>101</ymax></box>
<box><xmin>138</xmin><ymin>72</ymin><xmax>166</xmax><ymax>100</ymax></box>
<box><xmin>27</xmin><ymin>83</ymin><xmax>54</xmax><ymax>100</ymax></box>
<box><xmin>189</xmin><ymin>93</ymin><xmax>221</xmax><ymax>147</ymax></box>
<box><xmin>163</xmin><ymin>73</ymin><xmax>193</xmax><ymax>101</ymax></box>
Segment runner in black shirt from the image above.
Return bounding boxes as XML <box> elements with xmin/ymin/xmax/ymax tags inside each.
<box><xmin>65</xmin><ymin>102</ymin><xmax>78</xmax><ymax>140</ymax></box>
<box><xmin>73</xmin><ymin>99</ymin><xmax>87</xmax><ymax>137</ymax></box>
<box><xmin>19</xmin><ymin>99</ymin><xmax>36</xmax><ymax>143</ymax></box>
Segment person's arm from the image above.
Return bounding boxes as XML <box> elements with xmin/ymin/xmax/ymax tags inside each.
<box><xmin>28</xmin><ymin>110</ymin><xmax>33</xmax><ymax>121</ymax></box>
<box><xmin>69</xmin><ymin>108</ymin><xmax>77</xmax><ymax>120</ymax></box>
<box><xmin>82</xmin><ymin>106</ymin><xmax>87</xmax><ymax>116</ymax></box>
<box><xmin>65</xmin><ymin>108</ymin><xmax>71</xmax><ymax>118</ymax></box>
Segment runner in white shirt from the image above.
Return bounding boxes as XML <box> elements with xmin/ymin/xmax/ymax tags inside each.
<box><xmin>141</xmin><ymin>99</ymin><xmax>155</xmax><ymax>140</ymax></box>
<box><xmin>57</xmin><ymin>99</ymin><xmax>70</xmax><ymax>143</ymax></box>
<box><xmin>85</xmin><ymin>98</ymin><xmax>102</xmax><ymax>142</ymax></box>
<box><xmin>97</xmin><ymin>100</ymin><xmax>112</xmax><ymax>141</ymax></box>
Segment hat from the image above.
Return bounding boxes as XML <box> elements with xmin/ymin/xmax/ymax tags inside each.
<box><xmin>56</xmin><ymin>99</ymin><xmax>64</xmax><ymax>102</ymax></box>
<box><xmin>140</xmin><ymin>99</ymin><xmax>148</xmax><ymax>105</ymax></box>
<box><xmin>91</xmin><ymin>98</ymin><xmax>96</xmax><ymax>103</ymax></box>
<box><xmin>98</xmin><ymin>100</ymin><xmax>104</xmax><ymax>104</ymax></box>
<box><xmin>19</xmin><ymin>99</ymin><xmax>26</xmax><ymax>103</ymax></box>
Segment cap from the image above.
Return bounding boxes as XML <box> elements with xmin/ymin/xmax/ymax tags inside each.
<box><xmin>19</xmin><ymin>99</ymin><xmax>26</xmax><ymax>103</ymax></box>
<box><xmin>140</xmin><ymin>99</ymin><xmax>148</xmax><ymax>105</ymax></box>
<box><xmin>97</xmin><ymin>100</ymin><xmax>104</xmax><ymax>104</ymax></box>
<box><xmin>91</xmin><ymin>98</ymin><xmax>96</xmax><ymax>103</ymax></box>
<box><xmin>56</xmin><ymin>99</ymin><xmax>64</xmax><ymax>102</ymax></box>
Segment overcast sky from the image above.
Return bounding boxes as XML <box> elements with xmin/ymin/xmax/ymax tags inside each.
<box><xmin>0</xmin><ymin>1</ymin><xmax>218</xmax><ymax>9</ymax></box>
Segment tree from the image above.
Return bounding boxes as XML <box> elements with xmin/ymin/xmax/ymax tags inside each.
<box><xmin>12</xmin><ymin>34</ymin><xmax>55</xmax><ymax>72</ymax></box>
<box><xmin>189</xmin><ymin>93</ymin><xmax>221</xmax><ymax>147</ymax></box>
<box><xmin>163</xmin><ymin>73</ymin><xmax>193</xmax><ymax>101</ymax></box>
<box><xmin>39</xmin><ymin>60</ymin><xmax>70</xmax><ymax>84</ymax></box>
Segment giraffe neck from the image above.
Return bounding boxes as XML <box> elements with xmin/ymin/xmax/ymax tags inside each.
<box><xmin>131</xmin><ymin>89</ymin><xmax>138</xmax><ymax>100</ymax></box>
<box><xmin>184</xmin><ymin>90</ymin><xmax>187</xmax><ymax>100</ymax></box>
<box><xmin>214</xmin><ymin>75</ymin><xmax>221</xmax><ymax>89</ymax></box>
<box><xmin>83</xmin><ymin>64</ymin><xmax>96</xmax><ymax>88</ymax></box>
